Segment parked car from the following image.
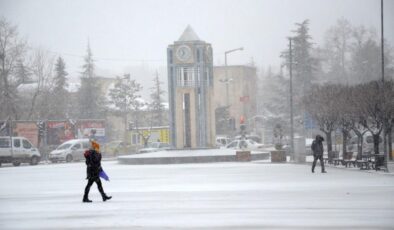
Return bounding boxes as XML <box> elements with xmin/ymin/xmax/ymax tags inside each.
<box><xmin>234</xmin><ymin>135</ymin><xmax>262</xmax><ymax>143</ymax></box>
<box><xmin>216</xmin><ymin>136</ymin><xmax>232</xmax><ymax>147</ymax></box>
<box><xmin>225</xmin><ymin>139</ymin><xmax>264</xmax><ymax>150</ymax></box>
<box><xmin>49</xmin><ymin>139</ymin><xmax>90</xmax><ymax>163</ymax></box>
<box><xmin>104</xmin><ymin>140</ymin><xmax>133</xmax><ymax>156</ymax></box>
<box><xmin>138</xmin><ymin>142</ymin><xmax>170</xmax><ymax>154</ymax></box>
<box><xmin>0</xmin><ymin>136</ymin><xmax>41</xmax><ymax>167</ymax></box>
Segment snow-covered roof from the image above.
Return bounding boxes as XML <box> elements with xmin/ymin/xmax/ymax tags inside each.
<box><xmin>66</xmin><ymin>82</ymin><xmax>80</xmax><ymax>93</ymax></box>
<box><xmin>16</xmin><ymin>83</ymin><xmax>38</xmax><ymax>92</ymax></box>
<box><xmin>178</xmin><ymin>25</ymin><xmax>201</xmax><ymax>42</ymax></box>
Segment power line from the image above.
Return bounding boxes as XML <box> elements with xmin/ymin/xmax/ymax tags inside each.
<box><xmin>38</xmin><ymin>48</ymin><xmax>166</xmax><ymax>63</ymax></box>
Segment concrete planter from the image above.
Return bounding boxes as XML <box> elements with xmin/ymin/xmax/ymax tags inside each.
<box><xmin>271</xmin><ymin>150</ymin><xmax>286</xmax><ymax>163</ymax></box>
<box><xmin>236</xmin><ymin>151</ymin><xmax>251</xmax><ymax>162</ymax></box>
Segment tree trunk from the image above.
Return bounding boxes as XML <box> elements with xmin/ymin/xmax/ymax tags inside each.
<box><xmin>373</xmin><ymin>134</ymin><xmax>380</xmax><ymax>155</ymax></box>
<box><xmin>324</xmin><ymin>131</ymin><xmax>332</xmax><ymax>153</ymax></box>
<box><xmin>342</xmin><ymin>129</ymin><xmax>348</xmax><ymax>158</ymax></box>
<box><xmin>388</xmin><ymin>127</ymin><xmax>393</xmax><ymax>161</ymax></box>
<box><xmin>353</xmin><ymin>130</ymin><xmax>364</xmax><ymax>160</ymax></box>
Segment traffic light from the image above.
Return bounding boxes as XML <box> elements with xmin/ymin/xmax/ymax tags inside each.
<box><xmin>37</xmin><ymin>121</ymin><xmax>46</xmax><ymax>137</ymax></box>
<box><xmin>240</xmin><ymin>115</ymin><xmax>245</xmax><ymax>124</ymax></box>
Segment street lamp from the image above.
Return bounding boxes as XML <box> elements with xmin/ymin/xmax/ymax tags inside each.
<box><xmin>380</xmin><ymin>0</ymin><xmax>389</xmax><ymax>171</ymax></box>
<box><xmin>224</xmin><ymin>47</ymin><xmax>244</xmax><ymax>107</ymax></box>
<box><xmin>288</xmin><ymin>38</ymin><xmax>294</xmax><ymax>161</ymax></box>
<box><xmin>122</xmin><ymin>73</ymin><xmax>131</xmax><ymax>154</ymax></box>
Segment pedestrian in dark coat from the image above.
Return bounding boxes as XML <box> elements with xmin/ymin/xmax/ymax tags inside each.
<box><xmin>82</xmin><ymin>141</ymin><xmax>112</xmax><ymax>202</ymax></box>
<box><xmin>311</xmin><ymin>135</ymin><xmax>327</xmax><ymax>173</ymax></box>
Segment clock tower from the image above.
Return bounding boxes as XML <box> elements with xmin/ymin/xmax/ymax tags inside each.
<box><xmin>167</xmin><ymin>26</ymin><xmax>216</xmax><ymax>149</ymax></box>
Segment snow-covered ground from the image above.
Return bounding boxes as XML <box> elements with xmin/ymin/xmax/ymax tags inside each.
<box><xmin>0</xmin><ymin>161</ymin><xmax>394</xmax><ymax>229</ymax></box>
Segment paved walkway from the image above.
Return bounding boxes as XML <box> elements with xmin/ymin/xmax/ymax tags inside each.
<box><xmin>0</xmin><ymin>161</ymin><xmax>393</xmax><ymax>229</ymax></box>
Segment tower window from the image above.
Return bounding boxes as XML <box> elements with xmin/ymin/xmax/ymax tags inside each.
<box><xmin>177</xmin><ymin>67</ymin><xmax>195</xmax><ymax>87</ymax></box>
<box><xmin>169</xmin><ymin>50</ymin><xmax>173</xmax><ymax>64</ymax></box>
<box><xmin>197</xmin><ymin>49</ymin><xmax>201</xmax><ymax>62</ymax></box>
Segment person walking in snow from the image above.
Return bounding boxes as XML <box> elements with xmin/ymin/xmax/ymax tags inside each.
<box><xmin>311</xmin><ymin>135</ymin><xmax>327</xmax><ymax>173</ymax></box>
<box><xmin>82</xmin><ymin>141</ymin><xmax>112</xmax><ymax>202</ymax></box>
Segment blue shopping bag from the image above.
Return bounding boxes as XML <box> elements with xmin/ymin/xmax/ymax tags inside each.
<box><xmin>99</xmin><ymin>169</ymin><xmax>110</xmax><ymax>181</ymax></box>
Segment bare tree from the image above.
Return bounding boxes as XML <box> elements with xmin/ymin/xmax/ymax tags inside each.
<box><xmin>336</xmin><ymin>85</ymin><xmax>355</xmax><ymax>157</ymax></box>
<box><xmin>149</xmin><ymin>71</ymin><xmax>166</xmax><ymax>126</ymax></box>
<box><xmin>382</xmin><ymin>81</ymin><xmax>394</xmax><ymax>160</ymax></box>
<box><xmin>26</xmin><ymin>49</ymin><xmax>55</xmax><ymax>120</ymax></box>
<box><xmin>349</xmin><ymin>84</ymin><xmax>370</xmax><ymax>158</ymax></box>
<box><xmin>324</xmin><ymin>18</ymin><xmax>352</xmax><ymax>84</ymax></box>
<box><xmin>357</xmin><ymin>82</ymin><xmax>385</xmax><ymax>155</ymax></box>
<box><xmin>304</xmin><ymin>84</ymin><xmax>339</xmax><ymax>153</ymax></box>
<box><xmin>0</xmin><ymin>17</ymin><xmax>27</xmax><ymax>120</ymax></box>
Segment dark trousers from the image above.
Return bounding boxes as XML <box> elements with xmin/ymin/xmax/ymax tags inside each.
<box><xmin>312</xmin><ymin>154</ymin><xmax>325</xmax><ymax>172</ymax></box>
<box><xmin>84</xmin><ymin>177</ymin><xmax>105</xmax><ymax>198</ymax></box>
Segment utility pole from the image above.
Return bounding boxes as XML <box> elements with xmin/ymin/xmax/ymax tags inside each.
<box><xmin>289</xmin><ymin>38</ymin><xmax>294</xmax><ymax>162</ymax></box>
<box><xmin>381</xmin><ymin>0</ymin><xmax>388</xmax><ymax>171</ymax></box>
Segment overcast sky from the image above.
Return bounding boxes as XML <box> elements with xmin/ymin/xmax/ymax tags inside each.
<box><xmin>1</xmin><ymin>0</ymin><xmax>393</xmax><ymax>97</ymax></box>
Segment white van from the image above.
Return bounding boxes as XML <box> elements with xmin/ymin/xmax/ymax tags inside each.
<box><xmin>49</xmin><ymin>139</ymin><xmax>90</xmax><ymax>163</ymax></box>
<box><xmin>0</xmin><ymin>136</ymin><xmax>41</xmax><ymax>167</ymax></box>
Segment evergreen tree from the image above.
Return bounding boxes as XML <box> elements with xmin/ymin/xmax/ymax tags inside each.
<box><xmin>149</xmin><ymin>71</ymin><xmax>165</xmax><ymax>126</ymax></box>
<box><xmin>77</xmin><ymin>43</ymin><xmax>103</xmax><ymax>119</ymax></box>
<box><xmin>47</xmin><ymin>56</ymin><xmax>69</xmax><ymax>119</ymax></box>
<box><xmin>281</xmin><ymin>20</ymin><xmax>319</xmax><ymax>132</ymax></box>
<box><xmin>292</xmin><ymin>20</ymin><xmax>317</xmax><ymax>94</ymax></box>
<box><xmin>54</xmin><ymin>56</ymin><xmax>68</xmax><ymax>90</ymax></box>
<box><xmin>15</xmin><ymin>59</ymin><xmax>32</xmax><ymax>85</ymax></box>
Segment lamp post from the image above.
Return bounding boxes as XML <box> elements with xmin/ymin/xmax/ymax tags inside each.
<box><xmin>224</xmin><ymin>47</ymin><xmax>244</xmax><ymax>107</ymax></box>
<box><xmin>122</xmin><ymin>73</ymin><xmax>131</xmax><ymax>155</ymax></box>
<box><xmin>288</xmin><ymin>38</ymin><xmax>295</xmax><ymax>162</ymax></box>
<box><xmin>380</xmin><ymin>0</ymin><xmax>388</xmax><ymax>171</ymax></box>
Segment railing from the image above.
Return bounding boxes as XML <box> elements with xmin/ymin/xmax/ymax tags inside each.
<box><xmin>177</xmin><ymin>80</ymin><xmax>208</xmax><ymax>88</ymax></box>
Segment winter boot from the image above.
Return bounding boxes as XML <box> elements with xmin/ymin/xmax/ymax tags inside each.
<box><xmin>322</xmin><ymin>170</ymin><xmax>327</xmax><ymax>173</ymax></box>
<box><xmin>83</xmin><ymin>196</ymin><xmax>92</xmax><ymax>203</ymax></box>
<box><xmin>102</xmin><ymin>195</ymin><xmax>112</xmax><ymax>202</ymax></box>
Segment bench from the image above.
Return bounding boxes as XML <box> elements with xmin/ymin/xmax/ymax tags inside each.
<box><xmin>325</xmin><ymin>151</ymin><xmax>339</xmax><ymax>165</ymax></box>
<box><xmin>356</xmin><ymin>160</ymin><xmax>371</xmax><ymax>170</ymax></box>
<box><xmin>343</xmin><ymin>152</ymin><xmax>356</xmax><ymax>168</ymax></box>
<box><xmin>371</xmin><ymin>154</ymin><xmax>385</xmax><ymax>171</ymax></box>
<box><xmin>356</xmin><ymin>152</ymin><xmax>372</xmax><ymax>170</ymax></box>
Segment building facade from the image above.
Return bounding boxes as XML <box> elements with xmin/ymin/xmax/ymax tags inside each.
<box><xmin>213</xmin><ymin>65</ymin><xmax>257</xmax><ymax>134</ymax></box>
<box><xmin>167</xmin><ymin>26</ymin><xmax>216</xmax><ymax>149</ymax></box>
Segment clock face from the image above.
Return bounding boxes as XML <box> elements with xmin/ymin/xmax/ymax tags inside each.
<box><xmin>176</xmin><ymin>45</ymin><xmax>192</xmax><ymax>62</ymax></box>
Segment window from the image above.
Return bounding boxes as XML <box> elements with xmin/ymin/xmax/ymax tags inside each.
<box><xmin>132</xmin><ymin>134</ymin><xmax>141</xmax><ymax>145</ymax></box>
<box><xmin>23</xmin><ymin>140</ymin><xmax>32</xmax><ymax>149</ymax></box>
<box><xmin>57</xmin><ymin>143</ymin><xmax>72</xmax><ymax>150</ymax></box>
<box><xmin>177</xmin><ymin>67</ymin><xmax>195</xmax><ymax>87</ymax></box>
<box><xmin>0</xmin><ymin>138</ymin><xmax>10</xmax><ymax>148</ymax></box>
<box><xmin>73</xmin><ymin>143</ymin><xmax>81</xmax><ymax>149</ymax></box>
<box><xmin>240</xmin><ymin>140</ymin><xmax>248</xmax><ymax>148</ymax></box>
<box><xmin>197</xmin><ymin>49</ymin><xmax>201</xmax><ymax>62</ymax></box>
<box><xmin>227</xmin><ymin>141</ymin><xmax>237</xmax><ymax>148</ymax></box>
<box><xmin>169</xmin><ymin>50</ymin><xmax>173</xmax><ymax>64</ymax></box>
<box><xmin>83</xmin><ymin>142</ymin><xmax>89</xmax><ymax>149</ymax></box>
<box><xmin>14</xmin><ymin>139</ymin><xmax>21</xmax><ymax>148</ymax></box>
